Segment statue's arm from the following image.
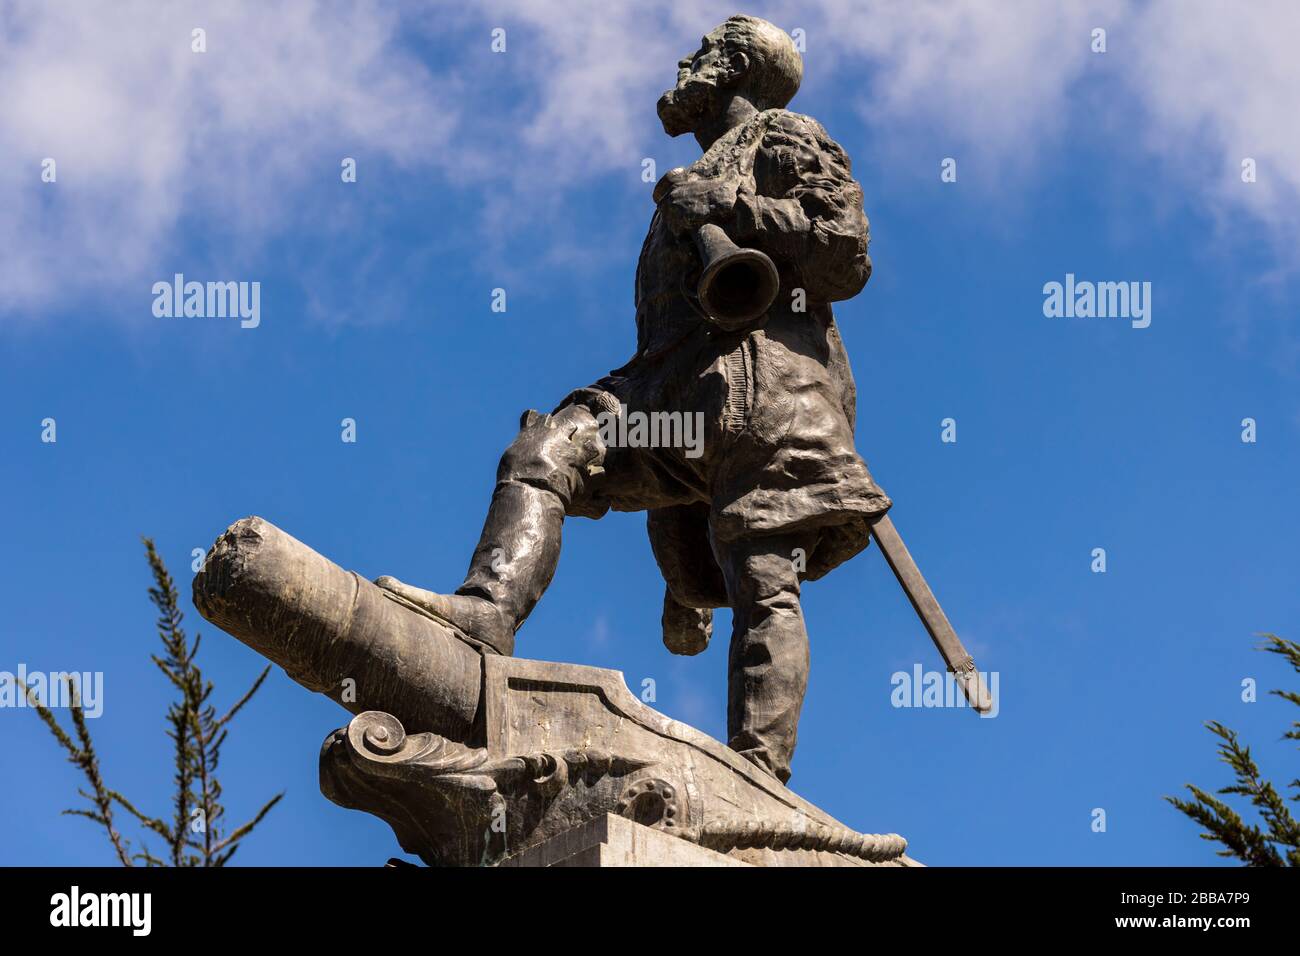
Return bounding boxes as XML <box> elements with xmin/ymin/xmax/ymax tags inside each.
<box><xmin>732</xmin><ymin>114</ymin><xmax>872</xmax><ymax>304</ymax></box>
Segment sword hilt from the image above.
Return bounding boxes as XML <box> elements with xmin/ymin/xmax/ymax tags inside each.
<box><xmin>950</xmin><ymin>656</ymin><xmax>994</xmax><ymax>715</ymax></box>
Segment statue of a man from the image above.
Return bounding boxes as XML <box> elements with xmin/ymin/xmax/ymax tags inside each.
<box><xmin>378</xmin><ymin>14</ymin><xmax>890</xmax><ymax>784</ymax></box>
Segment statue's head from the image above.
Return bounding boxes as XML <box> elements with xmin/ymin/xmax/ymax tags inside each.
<box><xmin>657</xmin><ymin>15</ymin><xmax>802</xmax><ymax>137</ymax></box>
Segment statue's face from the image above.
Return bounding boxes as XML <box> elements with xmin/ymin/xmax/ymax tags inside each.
<box><xmin>657</xmin><ymin>26</ymin><xmax>735</xmax><ymax>137</ymax></box>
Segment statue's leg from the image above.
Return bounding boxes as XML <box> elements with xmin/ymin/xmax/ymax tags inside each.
<box><xmin>712</xmin><ymin>531</ymin><xmax>815</xmax><ymax>784</ymax></box>
<box><xmin>376</xmin><ymin>405</ymin><xmax>604</xmax><ymax>656</ymax></box>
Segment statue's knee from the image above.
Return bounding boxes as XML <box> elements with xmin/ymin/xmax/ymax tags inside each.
<box><xmin>723</xmin><ymin>536</ymin><xmax>812</xmax><ymax>609</ymax></box>
<box><xmin>497</xmin><ymin>405</ymin><xmax>607</xmax><ymax>500</ymax></box>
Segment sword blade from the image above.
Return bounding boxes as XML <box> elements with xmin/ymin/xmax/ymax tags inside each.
<box><xmin>870</xmin><ymin>514</ymin><xmax>992</xmax><ymax>714</ymax></box>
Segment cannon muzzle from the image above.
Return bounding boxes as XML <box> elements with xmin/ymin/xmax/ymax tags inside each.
<box><xmin>193</xmin><ymin>517</ymin><xmax>483</xmax><ymax>742</ymax></box>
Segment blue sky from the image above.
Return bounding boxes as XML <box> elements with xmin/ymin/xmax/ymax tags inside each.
<box><xmin>2</xmin><ymin>0</ymin><xmax>1298</xmax><ymax>866</ymax></box>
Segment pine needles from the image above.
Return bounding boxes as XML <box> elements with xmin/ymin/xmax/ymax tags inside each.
<box><xmin>17</xmin><ymin>538</ymin><xmax>282</xmax><ymax>866</ymax></box>
<box><xmin>1167</xmin><ymin>634</ymin><xmax>1300</xmax><ymax>866</ymax></box>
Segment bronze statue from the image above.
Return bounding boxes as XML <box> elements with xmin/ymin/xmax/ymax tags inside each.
<box><xmin>195</xmin><ymin>14</ymin><xmax>988</xmax><ymax>866</ymax></box>
<box><xmin>376</xmin><ymin>15</ymin><xmax>893</xmax><ymax>784</ymax></box>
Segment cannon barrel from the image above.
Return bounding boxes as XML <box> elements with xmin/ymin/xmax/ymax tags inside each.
<box><xmin>192</xmin><ymin>516</ymin><xmax>482</xmax><ymax>743</ymax></box>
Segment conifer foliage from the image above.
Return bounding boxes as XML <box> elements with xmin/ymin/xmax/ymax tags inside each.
<box><xmin>1168</xmin><ymin>634</ymin><xmax>1300</xmax><ymax>866</ymax></box>
<box><xmin>20</xmin><ymin>538</ymin><xmax>282</xmax><ymax>866</ymax></box>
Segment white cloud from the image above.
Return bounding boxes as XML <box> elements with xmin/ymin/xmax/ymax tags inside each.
<box><xmin>791</xmin><ymin>0</ymin><xmax>1126</xmax><ymax>160</ymax></box>
<box><xmin>475</xmin><ymin>0</ymin><xmax>1300</xmax><ymax>245</ymax></box>
<box><xmin>0</xmin><ymin>0</ymin><xmax>453</xmax><ymax>315</ymax></box>
<box><xmin>3</xmin><ymin>0</ymin><xmax>1298</xmax><ymax>322</ymax></box>
<box><xmin>1129</xmin><ymin>1</ymin><xmax>1300</xmax><ymax>251</ymax></box>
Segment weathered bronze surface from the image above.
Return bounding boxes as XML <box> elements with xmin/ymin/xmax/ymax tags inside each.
<box><xmin>191</xmin><ymin>14</ymin><xmax>979</xmax><ymax>866</ymax></box>
<box><xmin>375</xmin><ymin>14</ymin><xmax>891</xmax><ymax>785</ymax></box>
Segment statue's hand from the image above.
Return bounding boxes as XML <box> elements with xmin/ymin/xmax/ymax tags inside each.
<box><xmin>662</xmin><ymin>594</ymin><xmax>712</xmax><ymax>657</ymax></box>
<box><xmin>660</xmin><ymin>177</ymin><xmax>738</xmax><ymax>236</ymax></box>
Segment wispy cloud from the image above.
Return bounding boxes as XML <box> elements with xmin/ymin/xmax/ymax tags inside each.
<box><xmin>1129</xmin><ymin>1</ymin><xmax>1300</xmax><ymax>252</ymax></box>
<box><xmin>0</xmin><ymin>0</ymin><xmax>453</xmax><ymax>314</ymax></box>
<box><xmin>3</xmin><ymin>0</ymin><xmax>1298</xmax><ymax>323</ymax></box>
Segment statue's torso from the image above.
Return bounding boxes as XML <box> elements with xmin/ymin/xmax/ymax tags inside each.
<box><xmin>590</xmin><ymin>110</ymin><xmax>889</xmax><ymax>551</ymax></box>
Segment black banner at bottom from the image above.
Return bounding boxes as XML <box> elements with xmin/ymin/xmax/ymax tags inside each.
<box><xmin>0</xmin><ymin>865</ymin><xmax>1285</xmax><ymax>941</ymax></box>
